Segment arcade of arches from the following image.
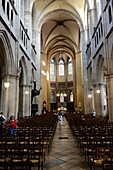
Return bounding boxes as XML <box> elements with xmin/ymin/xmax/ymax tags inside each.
<box><xmin>0</xmin><ymin>0</ymin><xmax>113</xmax><ymax>120</ymax></box>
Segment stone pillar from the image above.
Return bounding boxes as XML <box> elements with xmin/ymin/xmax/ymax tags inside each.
<box><xmin>80</xmin><ymin>28</ymin><xmax>88</xmax><ymax>114</ymax></box>
<box><xmin>88</xmin><ymin>8</ymin><xmax>96</xmax><ymax>39</ymax></box>
<box><xmin>93</xmin><ymin>85</ymin><xmax>102</xmax><ymax>117</ymax></box>
<box><xmin>73</xmin><ymin>56</ymin><xmax>77</xmax><ymax>107</ymax></box>
<box><xmin>65</xmin><ymin>60</ymin><xmax>68</xmax><ymax>103</ymax></box>
<box><xmin>32</xmin><ymin>30</ymin><xmax>41</xmax><ymax>114</ymax></box>
<box><xmin>47</xmin><ymin>57</ymin><xmax>51</xmax><ymax>112</ymax></box>
<box><xmin>56</xmin><ymin>60</ymin><xmax>58</xmax><ymax>104</ymax></box>
<box><xmin>19</xmin><ymin>85</ymin><xmax>31</xmax><ymax>118</ymax></box>
<box><xmin>24</xmin><ymin>11</ymin><xmax>32</xmax><ymax>39</ymax></box>
<box><xmin>100</xmin><ymin>84</ymin><xmax>107</xmax><ymax>116</ymax></box>
<box><xmin>1</xmin><ymin>76</ymin><xmax>10</xmax><ymax>119</ymax></box>
<box><xmin>19</xmin><ymin>0</ymin><xmax>24</xmax><ymax>22</ymax></box>
<box><xmin>106</xmin><ymin>74</ymin><xmax>113</xmax><ymax>121</ymax></box>
<box><xmin>75</xmin><ymin>52</ymin><xmax>83</xmax><ymax>109</ymax></box>
<box><xmin>1</xmin><ymin>75</ymin><xmax>20</xmax><ymax>120</ymax></box>
<box><xmin>41</xmin><ymin>52</ymin><xmax>48</xmax><ymax>112</ymax></box>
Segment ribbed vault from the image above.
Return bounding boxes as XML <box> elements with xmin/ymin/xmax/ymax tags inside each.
<box><xmin>31</xmin><ymin>0</ymin><xmax>89</xmax><ymax>57</ymax></box>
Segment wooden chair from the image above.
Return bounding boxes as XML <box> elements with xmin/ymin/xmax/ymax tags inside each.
<box><xmin>9</xmin><ymin>161</ymin><xmax>32</xmax><ymax>170</ymax></box>
<box><xmin>90</xmin><ymin>147</ymin><xmax>106</xmax><ymax>170</ymax></box>
<box><xmin>102</xmin><ymin>160</ymin><xmax>113</xmax><ymax>170</ymax></box>
<box><xmin>0</xmin><ymin>148</ymin><xmax>11</xmax><ymax>170</ymax></box>
<box><xmin>27</xmin><ymin>147</ymin><xmax>44</xmax><ymax>170</ymax></box>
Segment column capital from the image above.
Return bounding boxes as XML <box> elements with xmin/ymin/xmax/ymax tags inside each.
<box><xmin>106</xmin><ymin>73</ymin><xmax>113</xmax><ymax>79</ymax></box>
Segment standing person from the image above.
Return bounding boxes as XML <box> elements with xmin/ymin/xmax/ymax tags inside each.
<box><xmin>58</xmin><ymin>112</ymin><xmax>63</xmax><ymax>127</ymax></box>
<box><xmin>61</xmin><ymin>110</ymin><xmax>65</xmax><ymax>121</ymax></box>
<box><xmin>0</xmin><ymin>112</ymin><xmax>5</xmax><ymax>130</ymax></box>
<box><xmin>7</xmin><ymin>115</ymin><xmax>17</xmax><ymax>136</ymax></box>
<box><xmin>92</xmin><ymin>110</ymin><xmax>96</xmax><ymax>118</ymax></box>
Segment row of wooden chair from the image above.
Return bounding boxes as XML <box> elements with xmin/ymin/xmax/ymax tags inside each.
<box><xmin>0</xmin><ymin>113</ymin><xmax>58</xmax><ymax>170</ymax></box>
<box><xmin>66</xmin><ymin>113</ymin><xmax>113</xmax><ymax>170</ymax></box>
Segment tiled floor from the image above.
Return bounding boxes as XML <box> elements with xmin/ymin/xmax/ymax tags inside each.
<box><xmin>43</xmin><ymin>118</ymin><xmax>90</xmax><ymax>170</ymax></box>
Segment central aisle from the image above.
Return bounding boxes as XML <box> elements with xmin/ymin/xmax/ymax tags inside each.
<box><xmin>43</xmin><ymin>117</ymin><xmax>90</xmax><ymax>170</ymax></box>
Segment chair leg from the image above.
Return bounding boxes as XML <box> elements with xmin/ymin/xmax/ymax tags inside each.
<box><xmin>41</xmin><ymin>162</ymin><xmax>43</xmax><ymax>170</ymax></box>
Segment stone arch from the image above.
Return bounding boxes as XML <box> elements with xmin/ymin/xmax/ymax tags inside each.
<box><xmin>18</xmin><ymin>56</ymin><xmax>30</xmax><ymax>118</ymax></box>
<box><xmin>87</xmin><ymin>64</ymin><xmax>93</xmax><ymax>89</ymax></box>
<box><xmin>0</xmin><ymin>30</ymin><xmax>15</xmax><ymax>75</ymax></box>
<box><xmin>0</xmin><ymin>30</ymin><xmax>15</xmax><ymax>113</ymax></box>
<box><xmin>19</xmin><ymin>56</ymin><xmax>29</xmax><ymax>85</ymax></box>
<box><xmin>96</xmin><ymin>54</ymin><xmax>104</xmax><ymax>83</ymax></box>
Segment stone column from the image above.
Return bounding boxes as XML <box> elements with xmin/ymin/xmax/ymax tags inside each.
<box><xmin>80</xmin><ymin>28</ymin><xmax>88</xmax><ymax>114</ymax></box>
<box><xmin>24</xmin><ymin>11</ymin><xmax>32</xmax><ymax>39</ymax></box>
<box><xmin>1</xmin><ymin>75</ymin><xmax>20</xmax><ymax>120</ymax></box>
<box><xmin>41</xmin><ymin>52</ymin><xmax>48</xmax><ymax>112</ymax></box>
<box><xmin>75</xmin><ymin>52</ymin><xmax>83</xmax><ymax>109</ymax></box>
<box><xmin>19</xmin><ymin>85</ymin><xmax>31</xmax><ymax>118</ymax></box>
<box><xmin>88</xmin><ymin>8</ymin><xmax>96</xmax><ymax>39</ymax></box>
<box><xmin>100</xmin><ymin>84</ymin><xmax>107</xmax><ymax>116</ymax></box>
<box><xmin>56</xmin><ymin>60</ymin><xmax>58</xmax><ymax>105</ymax></box>
<box><xmin>73</xmin><ymin>56</ymin><xmax>77</xmax><ymax>107</ymax></box>
<box><xmin>106</xmin><ymin>74</ymin><xmax>113</xmax><ymax>121</ymax></box>
<box><xmin>47</xmin><ymin>56</ymin><xmax>51</xmax><ymax>112</ymax></box>
<box><xmin>93</xmin><ymin>85</ymin><xmax>102</xmax><ymax>117</ymax></box>
<box><xmin>65</xmin><ymin>60</ymin><xmax>68</xmax><ymax>104</ymax></box>
<box><xmin>19</xmin><ymin>0</ymin><xmax>24</xmax><ymax>22</ymax></box>
<box><xmin>32</xmin><ymin>30</ymin><xmax>41</xmax><ymax>114</ymax></box>
<box><xmin>1</xmin><ymin>76</ymin><xmax>10</xmax><ymax>119</ymax></box>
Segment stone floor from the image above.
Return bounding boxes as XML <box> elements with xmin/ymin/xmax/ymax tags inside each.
<box><xmin>43</xmin><ymin>118</ymin><xmax>90</xmax><ymax>170</ymax></box>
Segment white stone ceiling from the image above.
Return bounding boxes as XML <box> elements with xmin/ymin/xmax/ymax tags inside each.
<box><xmin>32</xmin><ymin>0</ymin><xmax>88</xmax><ymax>58</ymax></box>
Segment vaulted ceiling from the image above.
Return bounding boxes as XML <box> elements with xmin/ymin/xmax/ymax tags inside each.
<box><xmin>32</xmin><ymin>0</ymin><xmax>88</xmax><ymax>58</ymax></box>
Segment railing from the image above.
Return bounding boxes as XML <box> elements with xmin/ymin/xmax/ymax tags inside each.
<box><xmin>1</xmin><ymin>0</ymin><xmax>18</xmax><ymax>29</ymax></box>
<box><xmin>92</xmin><ymin>16</ymin><xmax>104</xmax><ymax>56</ymax></box>
<box><xmin>1</xmin><ymin>0</ymin><xmax>35</xmax><ymax>62</ymax></box>
<box><xmin>20</xmin><ymin>20</ymin><xmax>30</xmax><ymax>51</ymax></box>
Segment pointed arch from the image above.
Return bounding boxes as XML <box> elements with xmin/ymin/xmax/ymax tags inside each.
<box><xmin>0</xmin><ymin>30</ymin><xmax>15</xmax><ymax>75</ymax></box>
<box><xmin>96</xmin><ymin>54</ymin><xmax>104</xmax><ymax>83</ymax></box>
<box><xmin>19</xmin><ymin>57</ymin><xmax>29</xmax><ymax>85</ymax></box>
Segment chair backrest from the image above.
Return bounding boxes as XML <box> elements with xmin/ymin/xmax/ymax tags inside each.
<box><xmin>11</xmin><ymin>161</ymin><xmax>31</xmax><ymax>170</ymax></box>
<box><xmin>103</xmin><ymin>160</ymin><xmax>113</xmax><ymax>170</ymax></box>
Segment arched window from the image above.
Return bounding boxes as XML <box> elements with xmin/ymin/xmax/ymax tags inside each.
<box><xmin>59</xmin><ymin>58</ymin><xmax>64</xmax><ymax>76</ymax></box>
<box><xmin>50</xmin><ymin>58</ymin><xmax>55</xmax><ymax>76</ymax></box>
<box><xmin>68</xmin><ymin>57</ymin><xmax>73</xmax><ymax>75</ymax></box>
